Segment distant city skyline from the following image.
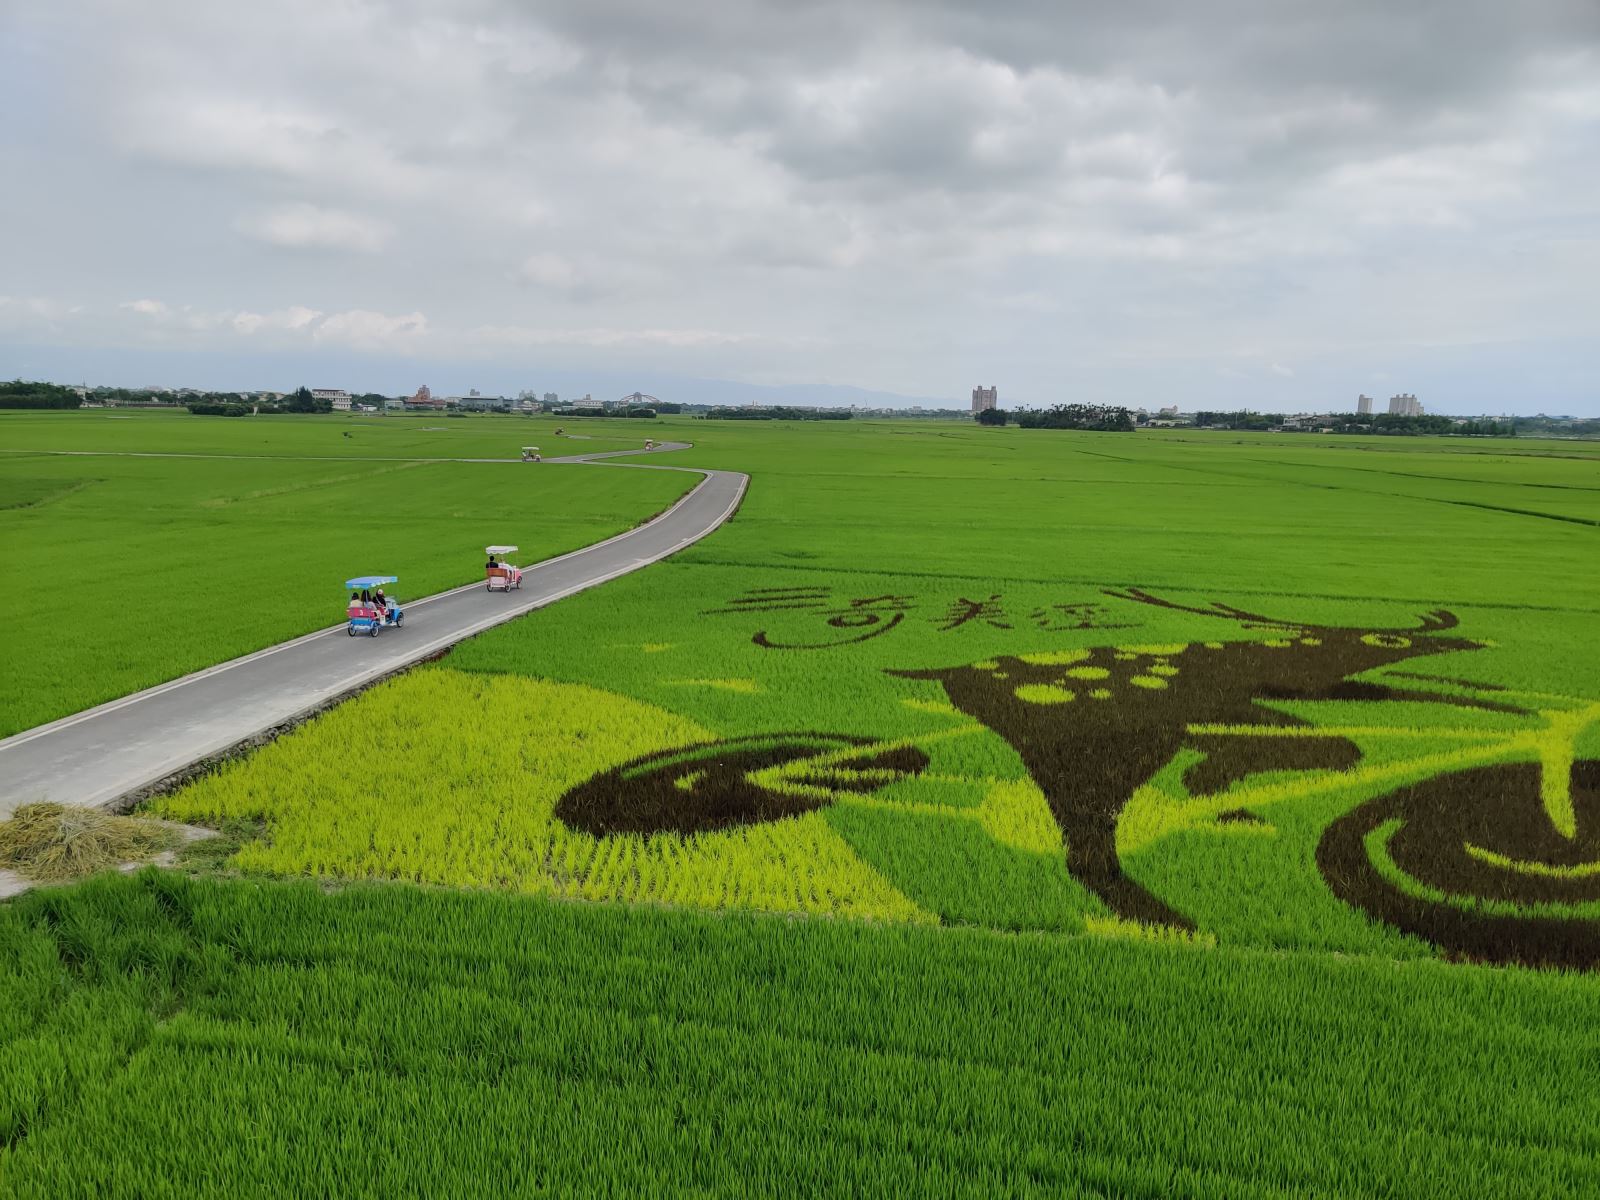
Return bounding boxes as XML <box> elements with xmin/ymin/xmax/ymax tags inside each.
<box><xmin>2</xmin><ymin>2</ymin><xmax>1597</xmax><ymax>416</ymax></box>
<box><xmin>6</xmin><ymin>341</ymin><xmax>1592</xmax><ymax>419</ymax></box>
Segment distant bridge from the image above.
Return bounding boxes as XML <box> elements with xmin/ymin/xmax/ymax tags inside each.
<box><xmin>619</xmin><ymin>392</ymin><xmax>659</xmax><ymax>405</ymax></box>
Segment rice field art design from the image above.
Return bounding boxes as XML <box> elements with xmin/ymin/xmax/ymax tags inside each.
<box><xmin>553</xmin><ymin>587</ymin><xmax>1600</xmax><ymax>968</ymax></box>
<box><xmin>557</xmin><ymin>734</ymin><xmax>930</xmax><ymax>836</ymax></box>
<box><xmin>1320</xmin><ymin>753</ymin><xmax>1600</xmax><ymax>970</ymax></box>
<box><xmin>903</xmin><ymin>590</ymin><xmax>1600</xmax><ymax>966</ymax></box>
<box><xmin>893</xmin><ymin>590</ymin><xmax>1506</xmax><ymax>925</ymax></box>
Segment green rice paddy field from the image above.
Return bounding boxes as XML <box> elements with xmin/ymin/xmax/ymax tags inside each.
<box><xmin>0</xmin><ymin>411</ymin><xmax>693</xmax><ymax>735</ymax></box>
<box><xmin>5</xmin><ymin>410</ymin><xmax>1600</xmax><ymax>1196</ymax></box>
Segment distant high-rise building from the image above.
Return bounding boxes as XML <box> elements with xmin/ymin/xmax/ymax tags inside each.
<box><xmin>971</xmin><ymin>385</ymin><xmax>998</xmax><ymax>414</ymax></box>
<box><xmin>1387</xmin><ymin>393</ymin><xmax>1423</xmax><ymax>417</ymax></box>
<box><xmin>543</xmin><ymin>392</ymin><xmax>558</xmax><ymax>405</ymax></box>
<box><xmin>1357</xmin><ymin>394</ymin><xmax>1373</xmax><ymax>415</ymax></box>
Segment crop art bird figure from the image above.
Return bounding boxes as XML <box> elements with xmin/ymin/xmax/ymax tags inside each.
<box><xmin>894</xmin><ymin>589</ymin><xmax>1505</xmax><ymax>929</ymax></box>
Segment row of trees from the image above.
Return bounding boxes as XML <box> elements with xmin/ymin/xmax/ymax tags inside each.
<box><xmin>0</xmin><ymin>380</ymin><xmax>81</xmax><ymax>409</ymax></box>
<box><xmin>185</xmin><ymin>387</ymin><xmax>335</xmax><ymax>417</ymax></box>
<box><xmin>976</xmin><ymin>404</ymin><xmax>1135</xmax><ymax>432</ymax></box>
<box><xmin>703</xmin><ymin>407</ymin><xmax>852</xmax><ymax>421</ymax></box>
<box><xmin>1359</xmin><ymin>414</ymin><xmax>1514</xmax><ymax>436</ymax></box>
<box><xmin>553</xmin><ymin>406</ymin><xmax>659</xmax><ymax>418</ymax></box>
<box><xmin>1491</xmin><ymin>413</ymin><xmax>1599</xmax><ymax>438</ymax></box>
<box><xmin>1192</xmin><ymin>410</ymin><xmax>1278</xmax><ymax>431</ymax></box>
<box><xmin>0</xmin><ymin>380</ymin><xmax>349</xmax><ymax>416</ymax></box>
<box><xmin>1193</xmin><ymin>410</ymin><xmax>1516</xmax><ymax>436</ymax></box>
<box><xmin>985</xmin><ymin>406</ymin><xmax>1523</xmax><ymax>438</ymax></box>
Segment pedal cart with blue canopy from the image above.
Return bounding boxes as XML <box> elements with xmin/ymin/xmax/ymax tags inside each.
<box><xmin>345</xmin><ymin>575</ymin><xmax>403</xmax><ymax>636</ymax></box>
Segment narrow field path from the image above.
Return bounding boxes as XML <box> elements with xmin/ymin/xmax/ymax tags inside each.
<box><xmin>0</xmin><ymin>443</ymin><xmax>745</xmax><ymax>814</ymax></box>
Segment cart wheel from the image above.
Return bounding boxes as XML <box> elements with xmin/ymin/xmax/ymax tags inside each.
<box><xmin>395</xmin><ymin>612</ymin><xmax>403</xmax><ymax>626</ymax></box>
<box><xmin>370</xmin><ymin>622</ymin><xmax>380</xmax><ymax>637</ymax></box>
<box><xmin>347</xmin><ymin>626</ymin><xmax>356</xmax><ymax>637</ymax></box>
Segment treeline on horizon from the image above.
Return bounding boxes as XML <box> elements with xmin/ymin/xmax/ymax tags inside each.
<box><xmin>972</xmin><ymin>403</ymin><xmax>1592</xmax><ymax>437</ymax></box>
<box><xmin>976</xmin><ymin>403</ymin><xmax>1135</xmax><ymax>431</ymax></box>
<box><xmin>0</xmin><ymin>380</ymin><xmax>358</xmax><ymax>415</ymax></box>
<box><xmin>4</xmin><ymin>379</ymin><xmax>1596</xmax><ymax>436</ymax></box>
<box><xmin>183</xmin><ymin>387</ymin><xmax>344</xmax><ymax>417</ymax></box>
<box><xmin>702</xmin><ymin>406</ymin><xmax>853</xmax><ymax>421</ymax></box>
<box><xmin>0</xmin><ymin>380</ymin><xmax>81</xmax><ymax>409</ymax></box>
<box><xmin>1192</xmin><ymin>410</ymin><xmax>1517</xmax><ymax>436</ymax></box>
<box><xmin>551</xmin><ymin>405</ymin><xmax>670</xmax><ymax>418</ymax></box>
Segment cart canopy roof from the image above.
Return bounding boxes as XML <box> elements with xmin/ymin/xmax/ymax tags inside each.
<box><xmin>485</xmin><ymin>545</ymin><xmax>518</xmax><ymax>555</ymax></box>
<box><xmin>345</xmin><ymin>575</ymin><xmax>398</xmax><ymax>589</ymax></box>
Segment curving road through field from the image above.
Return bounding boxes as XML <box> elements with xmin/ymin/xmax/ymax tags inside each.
<box><xmin>0</xmin><ymin>442</ymin><xmax>745</xmax><ymax>815</ymax></box>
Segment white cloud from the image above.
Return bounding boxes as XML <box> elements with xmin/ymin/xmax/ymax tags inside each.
<box><xmin>99</xmin><ymin>297</ymin><xmax>422</xmax><ymax>351</ymax></box>
<box><xmin>235</xmin><ymin>204</ymin><xmax>392</xmax><ymax>253</ymax></box>
<box><xmin>469</xmin><ymin>324</ymin><xmax>763</xmax><ymax>349</ymax></box>
<box><xmin>0</xmin><ymin>295</ymin><xmax>85</xmax><ymax>328</ymax></box>
<box><xmin>313</xmin><ymin>309</ymin><xmax>429</xmax><ymax>350</ymax></box>
<box><xmin>515</xmin><ymin>253</ymin><xmax>579</xmax><ymax>290</ymax></box>
<box><xmin>231</xmin><ymin>306</ymin><xmax>323</xmax><ymax>335</ymax></box>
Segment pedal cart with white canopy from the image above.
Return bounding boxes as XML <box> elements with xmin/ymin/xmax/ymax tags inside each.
<box><xmin>345</xmin><ymin>575</ymin><xmax>403</xmax><ymax>636</ymax></box>
<box><xmin>485</xmin><ymin>547</ymin><xmax>523</xmax><ymax>592</ymax></box>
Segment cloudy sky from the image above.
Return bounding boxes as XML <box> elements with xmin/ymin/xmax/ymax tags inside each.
<box><xmin>2</xmin><ymin>0</ymin><xmax>1597</xmax><ymax>412</ymax></box>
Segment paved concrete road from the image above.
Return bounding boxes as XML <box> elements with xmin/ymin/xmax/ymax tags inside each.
<box><xmin>0</xmin><ymin>443</ymin><xmax>745</xmax><ymax>814</ymax></box>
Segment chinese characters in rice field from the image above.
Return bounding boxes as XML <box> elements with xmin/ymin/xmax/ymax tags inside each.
<box><xmin>708</xmin><ymin>587</ymin><xmax>1134</xmax><ymax>649</ymax></box>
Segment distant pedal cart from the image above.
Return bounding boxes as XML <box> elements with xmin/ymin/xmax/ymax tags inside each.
<box><xmin>485</xmin><ymin>546</ymin><xmax>523</xmax><ymax>592</ymax></box>
<box><xmin>345</xmin><ymin>575</ymin><xmax>404</xmax><ymax>637</ymax></box>
<box><xmin>521</xmin><ymin>446</ymin><xmax>541</xmax><ymax>462</ymax></box>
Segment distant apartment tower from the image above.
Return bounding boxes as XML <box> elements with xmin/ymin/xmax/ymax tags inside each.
<box><xmin>971</xmin><ymin>385</ymin><xmax>998</xmax><ymax>414</ymax></box>
<box><xmin>1357</xmin><ymin>394</ymin><xmax>1373</xmax><ymax>415</ymax></box>
<box><xmin>543</xmin><ymin>392</ymin><xmax>558</xmax><ymax>405</ymax></box>
<box><xmin>1388</xmin><ymin>393</ymin><xmax>1423</xmax><ymax>417</ymax></box>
